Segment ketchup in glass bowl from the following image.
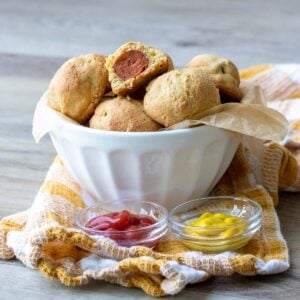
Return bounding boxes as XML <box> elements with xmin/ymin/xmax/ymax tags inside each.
<box><xmin>76</xmin><ymin>200</ymin><xmax>168</xmax><ymax>247</ymax></box>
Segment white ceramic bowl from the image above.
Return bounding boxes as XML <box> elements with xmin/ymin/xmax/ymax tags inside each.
<box><xmin>50</xmin><ymin>124</ymin><xmax>239</xmax><ymax>209</ymax></box>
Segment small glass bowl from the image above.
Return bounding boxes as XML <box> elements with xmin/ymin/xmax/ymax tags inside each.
<box><xmin>76</xmin><ymin>200</ymin><xmax>168</xmax><ymax>248</ymax></box>
<box><xmin>169</xmin><ymin>196</ymin><xmax>262</xmax><ymax>253</ymax></box>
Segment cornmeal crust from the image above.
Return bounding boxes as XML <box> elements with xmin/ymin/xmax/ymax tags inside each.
<box><xmin>105</xmin><ymin>42</ymin><xmax>173</xmax><ymax>96</ymax></box>
<box><xmin>47</xmin><ymin>54</ymin><xmax>108</xmax><ymax>123</ymax></box>
<box><xmin>185</xmin><ymin>54</ymin><xmax>242</xmax><ymax>102</ymax></box>
<box><xmin>89</xmin><ymin>97</ymin><xmax>161</xmax><ymax>132</ymax></box>
<box><xmin>144</xmin><ymin>68</ymin><xmax>220</xmax><ymax>127</ymax></box>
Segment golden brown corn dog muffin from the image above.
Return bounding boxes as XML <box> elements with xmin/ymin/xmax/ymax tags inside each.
<box><xmin>89</xmin><ymin>97</ymin><xmax>162</xmax><ymax>132</ymax></box>
<box><xmin>105</xmin><ymin>41</ymin><xmax>173</xmax><ymax>96</ymax></box>
<box><xmin>144</xmin><ymin>68</ymin><xmax>220</xmax><ymax>127</ymax></box>
<box><xmin>185</xmin><ymin>54</ymin><xmax>242</xmax><ymax>103</ymax></box>
<box><xmin>47</xmin><ymin>54</ymin><xmax>108</xmax><ymax>123</ymax></box>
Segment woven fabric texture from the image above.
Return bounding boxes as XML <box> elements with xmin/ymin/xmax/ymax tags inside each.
<box><xmin>1</xmin><ymin>65</ymin><xmax>300</xmax><ymax>297</ymax></box>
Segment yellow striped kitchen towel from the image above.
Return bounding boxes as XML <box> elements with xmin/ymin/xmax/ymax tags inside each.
<box><xmin>1</xmin><ymin>64</ymin><xmax>300</xmax><ymax>297</ymax></box>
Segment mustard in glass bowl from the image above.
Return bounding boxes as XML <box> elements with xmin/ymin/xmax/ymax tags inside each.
<box><xmin>169</xmin><ymin>196</ymin><xmax>262</xmax><ymax>253</ymax></box>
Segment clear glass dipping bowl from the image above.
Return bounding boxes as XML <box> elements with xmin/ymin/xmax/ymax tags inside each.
<box><xmin>76</xmin><ymin>200</ymin><xmax>168</xmax><ymax>248</ymax></box>
<box><xmin>169</xmin><ymin>196</ymin><xmax>262</xmax><ymax>253</ymax></box>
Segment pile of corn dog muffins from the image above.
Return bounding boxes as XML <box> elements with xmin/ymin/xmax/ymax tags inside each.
<box><xmin>47</xmin><ymin>41</ymin><xmax>242</xmax><ymax>131</ymax></box>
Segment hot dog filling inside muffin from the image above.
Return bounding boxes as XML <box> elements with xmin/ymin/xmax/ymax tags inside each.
<box><xmin>114</xmin><ymin>50</ymin><xmax>149</xmax><ymax>80</ymax></box>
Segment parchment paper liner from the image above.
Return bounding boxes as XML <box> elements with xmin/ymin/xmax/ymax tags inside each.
<box><xmin>33</xmin><ymin>81</ymin><xmax>288</xmax><ymax>143</ymax></box>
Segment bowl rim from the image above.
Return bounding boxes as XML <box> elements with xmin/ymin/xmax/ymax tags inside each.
<box><xmin>169</xmin><ymin>196</ymin><xmax>262</xmax><ymax>230</ymax></box>
<box><xmin>54</xmin><ymin>121</ymin><xmax>229</xmax><ymax>139</ymax></box>
<box><xmin>75</xmin><ymin>200</ymin><xmax>169</xmax><ymax>234</ymax></box>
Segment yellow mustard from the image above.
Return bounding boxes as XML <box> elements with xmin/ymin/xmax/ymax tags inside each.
<box><xmin>183</xmin><ymin>211</ymin><xmax>249</xmax><ymax>252</ymax></box>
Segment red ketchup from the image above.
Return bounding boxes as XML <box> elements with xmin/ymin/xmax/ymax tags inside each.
<box><xmin>85</xmin><ymin>210</ymin><xmax>157</xmax><ymax>247</ymax></box>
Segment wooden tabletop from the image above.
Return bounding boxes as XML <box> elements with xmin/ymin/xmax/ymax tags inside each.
<box><xmin>1</xmin><ymin>0</ymin><xmax>300</xmax><ymax>299</ymax></box>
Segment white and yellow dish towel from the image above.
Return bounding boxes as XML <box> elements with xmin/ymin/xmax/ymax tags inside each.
<box><xmin>1</xmin><ymin>64</ymin><xmax>300</xmax><ymax>297</ymax></box>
